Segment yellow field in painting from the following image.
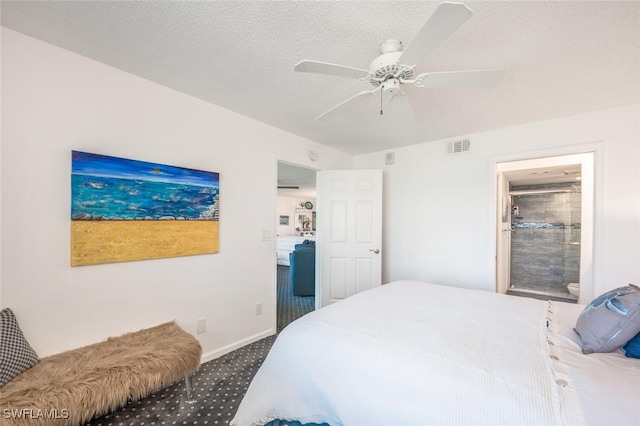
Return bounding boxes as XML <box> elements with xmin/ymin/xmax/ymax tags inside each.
<box><xmin>71</xmin><ymin>220</ymin><xmax>219</xmax><ymax>266</ymax></box>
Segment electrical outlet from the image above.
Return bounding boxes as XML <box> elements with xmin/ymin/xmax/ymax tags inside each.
<box><xmin>196</xmin><ymin>318</ymin><xmax>207</xmax><ymax>334</ymax></box>
<box><xmin>255</xmin><ymin>302</ymin><xmax>263</xmax><ymax>316</ymax></box>
<box><xmin>261</xmin><ymin>229</ymin><xmax>272</xmax><ymax>241</ymax></box>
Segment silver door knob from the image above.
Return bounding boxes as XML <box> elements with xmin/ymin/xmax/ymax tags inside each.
<box><xmin>369</xmin><ymin>249</ymin><xmax>380</xmax><ymax>254</ymax></box>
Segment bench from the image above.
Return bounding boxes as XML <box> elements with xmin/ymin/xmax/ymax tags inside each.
<box><xmin>0</xmin><ymin>321</ymin><xmax>202</xmax><ymax>426</ymax></box>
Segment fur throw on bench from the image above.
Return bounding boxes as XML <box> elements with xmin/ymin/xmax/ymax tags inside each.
<box><xmin>0</xmin><ymin>321</ymin><xmax>202</xmax><ymax>426</ymax></box>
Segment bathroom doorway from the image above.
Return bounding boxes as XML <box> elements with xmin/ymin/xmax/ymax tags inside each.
<box><xmin>496</xmin><ymin>153</ymin><xmax>594</xmax><ymax>303</ymax></box>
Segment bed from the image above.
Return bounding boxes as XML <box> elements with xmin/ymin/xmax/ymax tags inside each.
<box><xmin>231</xmin><ymin>281</ymin><xmax>639</xmax><ymax>426</ymax></box>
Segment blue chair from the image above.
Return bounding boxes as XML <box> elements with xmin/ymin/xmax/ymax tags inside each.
<box><xmin>289</xmin><ymin>243</ymin><xmax>315</xmax><ymax>296</ymax></box>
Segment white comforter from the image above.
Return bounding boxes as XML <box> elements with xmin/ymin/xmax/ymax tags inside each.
<box><xmin>232</xmin><ymin>281</ymin><xmax>639</xmax><ymax>426</ymax></box>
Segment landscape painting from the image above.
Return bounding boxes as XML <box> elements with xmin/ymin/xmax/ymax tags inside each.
<box><xmin>71</xmin><ymin>150</ymin><xmax>219</xmax><ymax>266</ymax></box>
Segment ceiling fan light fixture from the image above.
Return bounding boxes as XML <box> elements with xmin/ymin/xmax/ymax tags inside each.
<box><xmin>382</xmin><ymin>79</ymin><xmax>402</xmax><ymax>96</ymax></box>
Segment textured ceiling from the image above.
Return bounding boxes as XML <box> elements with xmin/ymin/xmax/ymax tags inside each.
<box><xmin>2</xmin><ymin>1</ymin><xmax>639</xmax><ymax>156</ymax></box>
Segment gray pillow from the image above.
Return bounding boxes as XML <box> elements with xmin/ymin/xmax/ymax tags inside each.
<box><xmin>574</xmin><ymin>284</ymin><xmax>640</xmax><ymax>354</ymax></box>
<box><xmin>0</xmin><ymin>308</ymin><xmax>39</xmax><ymax>386</ymax></box>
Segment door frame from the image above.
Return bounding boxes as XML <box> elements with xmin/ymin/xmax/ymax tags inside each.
<box><xmin>492</xmin><ymin>144</ymin><xmax>602</xmax><ymax>304</ymax></box>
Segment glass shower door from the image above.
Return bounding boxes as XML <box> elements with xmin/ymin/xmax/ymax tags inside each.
<box><xmin>508</xmin><ymin>184</ymin><xmax>581</xmax><ymax>301</ymax></box>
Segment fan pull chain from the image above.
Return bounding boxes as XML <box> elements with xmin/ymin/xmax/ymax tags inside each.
<box><xmin>380</xmin><ymin>86</ymin><xmax>383</xmax><ymax>115</ymax></box>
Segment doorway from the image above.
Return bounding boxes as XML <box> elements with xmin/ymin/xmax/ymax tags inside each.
<box><xmin>275</xmin><ymin>160</ymin><xmax>318</xmax><ymax>330</ymax></box>
<box><xmin>496</xmin><ymin>153</ymin><xmax>594</xmax><ymax>304</ymax></box>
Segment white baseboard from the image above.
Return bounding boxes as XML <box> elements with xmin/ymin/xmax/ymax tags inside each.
<box><xmin>199</xmin><ymin>328</ymin><xmax>276</xmax><ymax>364</ymax></box>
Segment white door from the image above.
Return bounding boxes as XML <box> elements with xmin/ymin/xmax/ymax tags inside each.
<box><xmin>316</xmin><ymin>170</ymin><xmax>383</xmax><ymax>307</ymax></box>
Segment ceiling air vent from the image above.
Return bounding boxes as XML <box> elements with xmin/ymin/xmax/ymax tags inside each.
<box><xmin>447</xmin><ymin>139</ymin><xmax>471</xmax><ymax>154</ymax></box>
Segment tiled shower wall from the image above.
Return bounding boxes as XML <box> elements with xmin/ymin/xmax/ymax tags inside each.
<box><xmin>510</xmin><ymin>182</ymin><xmax>581</xmax><ymax>295</ymax></box>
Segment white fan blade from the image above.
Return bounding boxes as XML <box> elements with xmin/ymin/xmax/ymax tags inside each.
<box><xmin>398</xmin><ymin>2</ymin><xmax>473</xmax><ymax>67</ymax></box>
<box><xmin>417</xmin><ymin>69</ymin><xmax>505</xmax><ymax>88</ymax></box>
<box><xmin>316</xmin><ymin>86</ymin><xmax>382</xmax><ymax>120</ymax></box>
<box><xmin>294</xmin><ymin>60</ymin><xmax>370</xmax><ymax>79</ymax></box>
<box><xmin>384</xmin><ymin>93</ymin><xmax>416</xmax><ymax>123</ymax></box>
<box><xmin>316</xmin><ymin>87</ymin><xmax>417</xmax><ymax>123</ymax></box>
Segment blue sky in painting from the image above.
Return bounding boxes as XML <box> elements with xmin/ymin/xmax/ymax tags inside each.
<box><xmin>71</xmin><ymin>150</ymin><xmax>218</xmax><ymax>187</ymax></box>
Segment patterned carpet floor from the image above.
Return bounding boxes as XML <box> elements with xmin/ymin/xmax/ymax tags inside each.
<box><xmin>276</xmin><ymin>264</ymin><xmax>316</xmax><ymax>332</ymax></box>
<box><xmin>86</xmin><ymin>265</ymin><xmax>314</xmax><ymax>426</ymax></box>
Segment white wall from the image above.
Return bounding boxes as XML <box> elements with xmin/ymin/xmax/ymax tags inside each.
<box><xmin>277</xmin><ymin>195</ymin><xmax>315</xmax><ymax>237</ymax></box>
<box><xmin>0</xmin><ymin>28</ymin><xmax>351</xmax><ymax>359</ymax></box>
<box><xmin>354</xmin><ymin>104</ymin><xmax>640</xmax><ymax>298</ymax></box>
<box><xmin>4</xmin><ymin>27</ymin><xmax>639</xmax><ymax>362</ymax></box>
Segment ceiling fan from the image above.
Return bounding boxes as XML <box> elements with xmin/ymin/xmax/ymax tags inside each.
<box><xmin>294</xmin><ymin>2</ymin><xmax>505</xmax><ymax>120</ymax></box>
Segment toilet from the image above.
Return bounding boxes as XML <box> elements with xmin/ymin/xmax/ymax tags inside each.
<box><xmin>567</xmin><ymin>282</ymin><xmax>580</xmax><ymax>297</ymax></box>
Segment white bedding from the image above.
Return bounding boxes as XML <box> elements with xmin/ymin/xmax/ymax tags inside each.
<box><xmin>231</xmin><ymin>281</ymin><xmax>639</xmax><ymax>426</ymax></box>
<box><xmin>546</xmin><ymin>301</ymin><xmax>639</xmax><ymax>425</ymax></box>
